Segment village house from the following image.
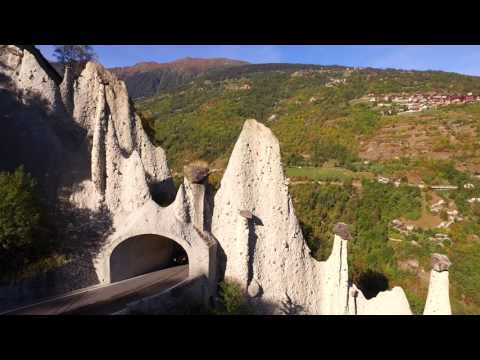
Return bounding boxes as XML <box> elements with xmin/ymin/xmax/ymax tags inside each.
<box><xmin>367</xmin><ymin>91</ymin><xmax>480</xmax><ymax>115</ymax></box>
<box><xmin>391</xmin><ymin>219</ymin><xmax>415</xmax><ymax>234</ymax></box>
<box><xmin>377</xmin><ymin>176</ymin><xmax>390</xmax><ymax>184</ymax></box>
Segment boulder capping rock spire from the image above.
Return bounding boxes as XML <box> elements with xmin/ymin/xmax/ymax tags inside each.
<box><xmin>431</xmin><ymin>253</ymin><xmax>451</xmax><ymax>272</ymax></box>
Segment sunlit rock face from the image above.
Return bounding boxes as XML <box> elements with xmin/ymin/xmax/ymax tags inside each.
<box><xmin>211</xmin><ymin>119</ymin><xmax>446</xmax><ymax>315</ymax></box>
<box><xmin>0</xmin><ymin>46</ymin><xmax>453</xmax><ymax>315</ymax></box>
<box><xmin>0</xmin><ymin>45</ymin><xmax>70</xmax><ymax>204</ymax></box>
<box><xmin>0</xmin><ymin>45</ymin><xmax>176</xmax><ymax>292</ymax></box>
<box><xmin>212</xmin><ymin>119</ymin><xmax>352</xmax><ymax>314</ymax></box>
<box><xmin>0</xmin><ymin>45</ymin><xmax>63</xmax><ymax>112</ymax></box>
<box><xmin>0</xmin><ymin>45</ymin><xmax>174</xmax><ymax>216</ymax></box>
<box><xmin>65</xmin><ymin>61</ymin><xmax>174</xmax><ymax>217</ymax></box>
<box><xmin>348</xmin><ymin>285</ymin><xmax>413</xmax><ymax>315</ymax></box>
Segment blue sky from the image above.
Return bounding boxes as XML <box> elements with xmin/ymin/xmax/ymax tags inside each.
<box><xmin>37</xmin><ymin>45</ymin><xmax>480</xmax><ymax>76</ymax></box>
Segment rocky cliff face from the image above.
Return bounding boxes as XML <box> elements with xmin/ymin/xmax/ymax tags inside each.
<box><xmin>0</xmin><ymin>45</ymin><xmax>174</xmax><ymax>217</ymax></box>
<box><xmin>63</xmin><ymin>61</ymin><xmax>174</xmax><ymax>216</ymax></box>
<box><xmin>0</xmin><ymin>45</ymin><xmax>175</xmax><ymax>292</ymax></box>
<box><xmin>0</xmin><ymin>45</ymin><xmax>63</xmax><ymax>112</ymax></box>
<box><xmin>1</xmin><ymin>45</ymin><xmax>174</xmax><ymax>216</ymax></box>
<box><xmin>212</xmin><ymin>119</ymin><xmax>450</xmax><ymax>315</ymax></box>
<box><xmin>0</xmin><ymin>45</ymin><xmax>71</xmax><ymax>204</ymax></box>
<box><xmin>212</xmin><ymin>119</ymin><xmax>352</xmax><ymax>314</ymax></box>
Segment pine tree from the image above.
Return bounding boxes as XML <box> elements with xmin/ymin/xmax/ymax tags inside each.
<box><xmin>53</xmin><ymin>45</ymin><xmax>97</xmax><ymax>66</ymax></box>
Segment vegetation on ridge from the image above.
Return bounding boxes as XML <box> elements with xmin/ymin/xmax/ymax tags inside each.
<box><xmin>136</xmin><ymin>62</ymin><xmax>480</xmax><ymax>314</ymax></box>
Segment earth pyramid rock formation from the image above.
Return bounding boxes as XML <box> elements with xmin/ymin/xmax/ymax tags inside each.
<box><xmin>0</xmin><ymin>45</ymin><xmax>63</xmax><ymax>112</ymax></box>
<box><xmin>59</xmin><ymin>56</ymin><xmax>216</xmax><ymax>287</ymax></box>
<box><xmin>348</xmin><ymin>285</ymin><xmax>413</xmax><ymax>315</ymax></box>
<box><xmin>0</xmin><ymin>45</ymin><xmax>175</xmax><ymax>216</ymax></box>
<box><xmin>65</xmin><ymin>61</ymin><xmax>174</xmax><ymax>214</ymax></box>
<box><xmin>423</xmin><ymin>254</ymin><xmax>452</xmax><ymax>315</ymax></box>
<box><xmin>212</xmin><ymin>119</ymin><xmax>422</xmax><ymax>315</ymax></box>
<box><xmin>0</xmin><ymin>46</ymin><xmax>217</xmax><ymax>298</ymax></box>
<box><xmin>212</xmin><ymin>119</ymin><xmax>352</xmax><ymax>314</ymax></box>
<box><xmin>1</xmin><ymin>46</ymin><xmax>454</xmax><ymax>314</ymax></box>
<box><xmin>0</xmin><ymin>45</ymin><xmax>67</xmax><ymax>203</ymax></box>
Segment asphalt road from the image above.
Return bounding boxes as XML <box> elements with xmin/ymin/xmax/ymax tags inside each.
<box><xmin>2</xmin><ymin>265</ymin><xmax>188</xmax><ymax>315</ymax></box>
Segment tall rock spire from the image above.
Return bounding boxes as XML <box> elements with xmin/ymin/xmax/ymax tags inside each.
<box><xmin>424</xmin><ymin>253</ymin><xmax>452</xmax><ymax>315</ymax></box>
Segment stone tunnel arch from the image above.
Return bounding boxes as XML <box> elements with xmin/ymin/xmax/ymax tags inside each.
<box><xmin>109</xmin><ymin>234</ymin><xmax>189</xmax><ymax>283</ymax></box>
<box><xmin>94</xmin><ymin>199</ymin><xmax>217</xmax><ymax>295</ymax></box>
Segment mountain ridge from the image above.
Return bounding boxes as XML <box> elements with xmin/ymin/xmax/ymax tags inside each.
<box><xmin>110</xmin><ymin>57</ymin><xmax>249</xmax><ymax>74</ymax></box>
<box><xmin>109</xmin><ymin>57</ymin><xmax>249</xmax><ymax>99</ymax></box>
<box><xmin>134</xmin><ymin>61</ymin><xmax>480</xmax><ymax>314</ymax></box>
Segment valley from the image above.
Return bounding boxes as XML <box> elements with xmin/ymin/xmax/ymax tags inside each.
<box><xmin>135</xmin><ymin>63</ymin><xmax>480</xmax><ymax>314</ymax></box>
<box><xmin>1</xmin><ymin>45</ymin><xmax>478</xmax><ymax>315</ymax></box>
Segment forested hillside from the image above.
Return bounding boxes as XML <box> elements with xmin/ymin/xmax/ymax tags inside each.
<box><xmin>136</xmin><ymin>63</ymin><xmax>480</xmax><ymax>314</ymax></box>
<box><xmin>110</xmin><ymin>57</ymin><xmax>248</xmax><ymax>99</ymax></box>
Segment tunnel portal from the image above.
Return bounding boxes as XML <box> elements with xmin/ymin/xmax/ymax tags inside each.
<box><xmin>109</xmin><ymin>234</ymin><xmax>188</xmax><ymax>283</ymax></box>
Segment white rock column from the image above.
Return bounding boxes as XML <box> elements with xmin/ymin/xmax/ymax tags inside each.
<box><xmin>183</xmin><ymin>162</ymin><xmax>210</xmax><ymax>231</ymax></box>
<box><xmin>182</xmin><ymin>164</ymin><xmax>219</xmax><ymax>298</ymax></box>
<box><xmin>60</xmin><ymin>64</ymin><xmax>74</xmax><ymax>115</ymax></box>
<box><xmin>324</xmin><ymin>223</ymin><xmax>351</xmax><ymax>315</ymax></box>
<box><xmin>184</xmin><ymin>179</ymin><xmax>207</xmax><ymax>231</ymax></box>
<box><xmin>424</xmin><ymin>253</ymin><xmax>452</xmax><ymax>315</ymax></box>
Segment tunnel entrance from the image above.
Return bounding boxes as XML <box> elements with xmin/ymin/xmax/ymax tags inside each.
<box><xmin>109</xmin><ymin>234</ymin><xmax>188</xmax><ymax>283</ymax></box>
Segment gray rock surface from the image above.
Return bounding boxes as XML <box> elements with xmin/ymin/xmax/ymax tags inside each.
<box><xmin>212</xmin><ymin>119</ymin><xmax>351</xmax><ymax>314</ymax></box>
<box><xmin>333</xmin><ymin>222</ymin><xmax>352</xmax><ymax>241</ymax></box>
<box><xmin>1</xmin><ymin>46</ymin><xmax>453</xmax><ymax>315</ymax></box>
<box><xmin>211</xmin><ymin>119</ymin><xmax>422</xmax><ymax>315</ymax></box>
<box><xmin>431</xmin><ymin>253</ymin><xmax>451</xmax><ymax>272</ymax></box>
<box><xmin>0</xmin><ymin>45</ymin><xmax>178</xmax><ymax>295</ymax></box>
<box><xmin>184</xmin><ymin>163</ymin><xmax>209</xmax><ymax>184</ymax></box>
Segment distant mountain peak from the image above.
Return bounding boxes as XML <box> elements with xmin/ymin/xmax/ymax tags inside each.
<box><xmin>111</xmin><ymin>57</ymin><xmax>248</xmax><ymax>75</ymax></box>
<box><xmin>110</xmin><ymin>57</ymin><xmax>249</xmax><ymax>99</ymax></box>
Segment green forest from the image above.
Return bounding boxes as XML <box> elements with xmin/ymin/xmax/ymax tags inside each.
<box><xmin>136</xmin><ymin>63</ymin><xmax>480</xmax><ymax>314</ymax></box>
<box><xmin>0</xmin><ymin>167</ymin><xmax>61</xmax><ymax>282</ymax></box>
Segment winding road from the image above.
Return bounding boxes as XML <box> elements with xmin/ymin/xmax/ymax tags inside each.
<box><xmin>1</xmin><ymin>265</ymin><xmax>188</xmax><ymax>315</ymax></box>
